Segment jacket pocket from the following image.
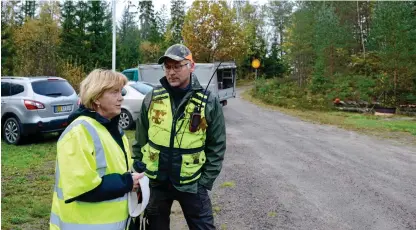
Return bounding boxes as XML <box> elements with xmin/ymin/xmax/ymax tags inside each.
<box><xmin>141</xmin><ymin>144</ymin><xmax>160</xmax><ymax>175</ymax></box>
<box><xmin>180</xmin><ymin>151</ymin><xmax>206</xmax><ymax>184</ymax></box>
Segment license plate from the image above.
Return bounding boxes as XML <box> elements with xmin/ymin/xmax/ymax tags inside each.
<box><xmin>54</xmin><ymin>105</ymin><xmax>72</xmax><ymax>113</ymax></box>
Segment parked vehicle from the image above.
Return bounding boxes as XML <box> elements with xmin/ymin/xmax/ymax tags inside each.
<box><xmin>121</xmin><ymin>61</ymin><xmax>237</xmax><ymax>106</ymax></box>
<box><xmin>119</xmin><ymin>81</ymin><xmax>153</xmax><ymax>130</ymax></box>
<box><xmin>1</xmin><ymin>76</ymin><xmax>79</xmax><ymax>145</ymax></box>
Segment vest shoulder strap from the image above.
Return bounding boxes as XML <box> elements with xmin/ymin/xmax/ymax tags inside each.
<box><xmin>193</xmin><ymin>90</ymin><xmax>210</xmax><ymax>104</ymax></box>
<box><xmin>152</xmin><ymin>86</ymin><xmax>168</xmax><ymax>97</ymax></box>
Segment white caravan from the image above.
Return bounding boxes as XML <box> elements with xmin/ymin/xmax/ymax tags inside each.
<box><xmin>133</xmin><ymin>61</ymin><xmax>237</xmax><ymax>106</ymax></box>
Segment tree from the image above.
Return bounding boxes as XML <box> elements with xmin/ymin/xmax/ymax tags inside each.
<box><xmin>60</xmin><ymin>0</ymin><xmax>78</xmax><ymax>61</ymax></box>
<box><xmin>156</xmin><ymin>4</ymin><xmax>169</xmax><ymax>36</ymax></box>
<box><xmin>369</xmin><ymin>1</ymin><xmax>416</xmax><ymax>105</ymax></box>
<box><xmin>182</xmin><ymin>1</ymin><xmax>244</xmax><ymax>62</ymax></box>
<box><xmin>284</xmin><ymin>2</ymin><xmax>318</xmax><ymax>87</ymax></box>
<box><xmin>237</xmin><ymin>2</ymin><xmax>268</xmax><ymax>78</ymax></box>
<box><xmin>117</xmin><ymin>4</ymin><xmax>141</xmax><ymax>70</ymax></box>
<box><xmin>1</xmin><ymin>1</ymin><xmax>22</xmax><ymax>75</ymax></box>
<box><xmin>233</xmin><ymin>0</ymin><xmax>247</xmax><ymax>22</ymax></box>
<box><xmin>166</xmin><ymin>0</ymin><xmax>186</xmax><ymax>44</ymax></box>
<box><xmin>13</xmin><ymin>3</ymin><xmax>61</xmax><ymax>75</ymax></box>
<box><xmin>23</xmin><ymin>0</ymin><xmax>37</xmax><ymax>20</ymax></box>
<box><xmin>263</xmin><ymin>41</ymin><xmax>286</xmax><ymax>78</ymax></box>
<box><xmin>267</xmin><ymin>0</ymin><xmax>293</xmax><ymax>57</ymax></box>
<box><xmin>86</xmin><ymin>0</ymin><xmax>112</xmax><ymax>69</ymax></box>
<box><xmin>138</xmin><ymin>1</ymin><xmax>160</xmax><ymax>43</ymax></box>
<box><xmin>139</xmin><ymin>41</ymin><xmax>161</xmax><ymax>64</ymax></box>
<box><xmin>67</xmin><ymin>0</ymin><xmax>90</xmax><ymax>67</ymax></box>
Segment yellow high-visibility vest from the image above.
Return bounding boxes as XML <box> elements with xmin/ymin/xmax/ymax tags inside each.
<box><xmin>50</xmin><ymin>116</ymin><xmax>132</xmax><ymax>230</ymax></box>
<box><xmin>142</xmin><ymin>87</ymin><xmax>208</xmax><ymax>184</ymax></box>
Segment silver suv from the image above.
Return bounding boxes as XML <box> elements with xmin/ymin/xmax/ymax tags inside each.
<box><xmin>1</xmin><ymin>76</ymin><xmax>79</xmax><ymax>144</ymax></box>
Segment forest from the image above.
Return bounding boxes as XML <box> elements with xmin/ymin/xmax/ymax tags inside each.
<box><xmin>2</xmin><ymin>1</ymin><xmax>416</xmax><ymax>110</ymax></box>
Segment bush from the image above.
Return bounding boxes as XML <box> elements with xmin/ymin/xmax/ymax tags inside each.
<box><xmin>57</xmin><ymin>60</ymin><xmax>86</xmax><ymax>93</ymax></box>
<box><xmin>326</xmin><ymin>74</ymin><xmax>376</xmax><ymax>102</ymax></box>
<box><xmin>253</xmin><ymin>77</ymin><xmax>333</xmax><ymax>111</ymax></box>
<box><xmin>252</xmin><ymin>74</ymin><xmax>379</xmax><ymax>111</ymax></box>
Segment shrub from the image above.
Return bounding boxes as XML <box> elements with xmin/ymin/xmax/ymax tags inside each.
<box><xmin>57</xmin><ymin>60</ymin><xmax>86</xmax><ymax>93</ymax></box>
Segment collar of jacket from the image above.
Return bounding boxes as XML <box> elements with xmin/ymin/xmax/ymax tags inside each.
<box><xmin>68</xmin><ymin>104</ymin><xmax>121</xmax><ymax>129</ymax></box>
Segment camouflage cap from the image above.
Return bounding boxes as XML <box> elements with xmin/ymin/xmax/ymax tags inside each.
<box><xmin>157</xmin><ymin>44</ymin><xmax>194</xmax><ymax>64</ymax></box>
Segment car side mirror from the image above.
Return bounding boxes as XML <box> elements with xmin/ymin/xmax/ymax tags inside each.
<box><xmin>122</xmin><ymin>88</ymin><xmax>127</xmax><ymax>97</ymax></box>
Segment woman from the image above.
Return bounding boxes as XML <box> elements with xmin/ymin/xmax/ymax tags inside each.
<box><xmin>50</xmin><ymin>69</ymin><xmax>143</xmax><ymax>230</ymax></box>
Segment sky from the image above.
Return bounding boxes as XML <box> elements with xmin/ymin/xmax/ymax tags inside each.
<box><xmin>113</xmin><ymin>0</ymin><xmax>195</xmax><ymax>23</ymax></box>
<box><xmin>112</xmin><ymin>0</ymin><xmax>269</xmax><ymax>24</ymax></box>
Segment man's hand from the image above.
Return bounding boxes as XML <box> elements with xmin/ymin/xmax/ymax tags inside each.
<box><xmin>131</xmin><ymin>172</ymin><xmax>144</xmax><ymax>192</ymax></box>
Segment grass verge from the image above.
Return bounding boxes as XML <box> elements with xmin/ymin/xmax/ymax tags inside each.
<box><xmin>1</xmin><ymin>131</ymin><xmax>137</xmax><ymax>230</ymax></box>
<box><xmin>242</xmin><ymin>87</ymin><xmax>416</xmax><ymax>143</ymax></box>
<box><xmin>236</xmin><ymin>79</ymin><xmax>254</xmax><ymax>87</ymax></box>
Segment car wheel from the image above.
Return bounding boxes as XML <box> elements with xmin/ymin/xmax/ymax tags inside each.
<box><xmin>3</xmin><ymin>117</ymin><xmax>22</xmax><ymax>145</ymax></box>
<box><xmin>119</xmin><ymin>109</ymin><xmax>133</xmax><ymax>130</ymax></box>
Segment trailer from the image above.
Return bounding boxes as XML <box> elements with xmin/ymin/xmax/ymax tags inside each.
<box><xmin>122</xmin><ymin>62</ymin><xmax>237</xmax><ymax>106</ymax></box>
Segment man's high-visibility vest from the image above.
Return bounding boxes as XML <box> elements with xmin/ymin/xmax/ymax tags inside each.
<box><xmin>141</xmin><ymin>87</ymin><xmax>208</xmax><ymax>184</ymax></box>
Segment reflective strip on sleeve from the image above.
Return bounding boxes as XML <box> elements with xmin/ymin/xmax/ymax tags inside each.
<box><xmin>50</xmin><ymin>212</ymin><xmax>127</xmax><ymax>230</ymax></box>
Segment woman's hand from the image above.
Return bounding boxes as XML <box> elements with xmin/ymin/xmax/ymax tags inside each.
<box><xmin>131</xmin><ymin>172</ymin><xmax>144</xmax><ymax>192</ymax></box>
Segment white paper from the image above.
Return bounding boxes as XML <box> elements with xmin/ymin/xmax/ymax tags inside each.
<box><xmin>128</xmin><ymin>175</ymin><xmax>150</xmax><ymax>217</ymax></box>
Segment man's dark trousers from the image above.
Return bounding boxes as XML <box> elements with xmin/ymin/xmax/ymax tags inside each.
<box><xmin>145</xmin><ymin>183</ymin><xmax>215</xmax><ymax>230</ymax></box>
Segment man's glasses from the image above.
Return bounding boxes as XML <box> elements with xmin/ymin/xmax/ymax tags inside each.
<box><xmin>162</xmin><ymin>63</ymin><xmax>189</xmax><ymax>72</ymax></box>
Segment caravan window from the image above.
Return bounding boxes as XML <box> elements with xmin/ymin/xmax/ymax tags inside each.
<box><xmin>217</xmin><ymin>69</ymin><xmax>234</xmax><ymax>89</ymax></box>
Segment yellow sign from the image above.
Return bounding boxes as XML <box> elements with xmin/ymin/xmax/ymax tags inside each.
<box><xmin>251</xmin><ymin>59</ymin><xmax>260</xmax><ymax>69</ymax></box>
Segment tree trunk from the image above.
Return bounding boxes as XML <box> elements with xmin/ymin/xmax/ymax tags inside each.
<box><xmin>394</xmin><ymin>68</ymin><xmax>397</xmax><ymax>104</ymax></box>
<box><xmin>330</xmin><ymin>46</ymin><xmax>334</xmax><ymax>77</ymax></box>
<box><xmin>357</xmin><ymin>1</ymin><xmax>366</xmax><ymax>59</ymax></box>
<box><xmin>279</xmin><ymin>22</ymin><xmax>284</xmax><ymax>57</ymax></box>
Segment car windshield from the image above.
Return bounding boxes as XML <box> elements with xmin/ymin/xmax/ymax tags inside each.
<box><xmin>130</xmin><ymin>82</ymin><xmax>153</xmax><ymax>95</ymax></box>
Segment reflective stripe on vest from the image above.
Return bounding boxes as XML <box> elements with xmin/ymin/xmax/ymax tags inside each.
<box><xmin>54</xmin><ymin>119</ymin><xmax>110</xmax><ymax>200</ymax></box>
<box><xmin>143</xmin><ymin>88</ymin><xmax>208</xmax><ymax>183</ymax></box>
<box><xmin>58</xmin><ymin>119</ymin><xmax>107</xmax><ymax>176</ymax></box>
<box><xmin>50</xmin><ymin>212</ymin><xmax>127</xmax><ymax>230</ymax></box>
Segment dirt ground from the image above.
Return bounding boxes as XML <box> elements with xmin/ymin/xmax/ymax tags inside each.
<box><xmin>170</xmin><ymin>88</ymin><xmax>416</xmax><ymax>230</ymax></box>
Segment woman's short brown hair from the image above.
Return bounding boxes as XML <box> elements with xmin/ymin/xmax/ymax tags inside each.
<box><xmin>79</xmin><ymin>69</ymin><xmax>127</xmax><ymax>110</ymax></box>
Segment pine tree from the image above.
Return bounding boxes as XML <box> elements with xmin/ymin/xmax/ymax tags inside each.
<box><xmin>369</xmin><ymin>1</ymin><xmax>416</xmax><ymax>104</ymax></box>
<box><xmin>138</xmin><ymin>1</ymin><xmax>160</xmax><ymax>42</ymax></box>
<box><xmin>156</xmin><ymin>4</ymin><xmax>169</xmax><ymax>36</ymax></box>
<box><xmin>60</xmin><ymin>0</ymin><xmax>78</xmax><ymax>61</ymax></box>
<box><xmin>23</xmin><ymin>0</ymin><xmax>37</xmax><ymax>20</ymax></box>
<box><xmin>86</xmin><ymin>0</ymin><xmax>112</xmax><ymax>69</ymax></box>
<box><xmin>167</xmin><ymin>0</ymin><xmax>186</xmax><ymax>44</ymax></box>
<box><xmin>74</xmin><ymin>0</ymin><xmax>90</xmax><ymax>67</ymax></box>
<box><xmin>117</xmin><ymin>4</ymin><xmax>141</xmax><ymax>70</ymax></box>
<box><xmin>268</xmin><ymin>1</ymin><xmax>293</xmax><ymax>57</ymax></box>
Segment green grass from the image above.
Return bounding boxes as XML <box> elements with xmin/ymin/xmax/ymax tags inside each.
<box><xmin>268</xmin><ymin>211</ymin><xmax>277</xmax><ymax>217</ymax></box>
<box><xmin>242</xmin><ymin>88</ymin><xmax>416</xmax><ymax>142</ymax></box>
<box><xmin>1</xmin><ymin>131</ymin><xmax>136</xmax><ymax>230</ymax></box>
<box><xmin>236</xmin><ymin>79</ymin><xmax>254</xmax><ymax>87</ymax></box>
<box><xmin>220</xmin><ymin>181</ymin><xmax>235</xmax><ymax>188</ymax></box>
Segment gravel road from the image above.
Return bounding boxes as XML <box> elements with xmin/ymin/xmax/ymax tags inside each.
<box><xmin>171</xmin><ymin>87</ymin><xmax>416</xmax><ymax>230</ymax></box>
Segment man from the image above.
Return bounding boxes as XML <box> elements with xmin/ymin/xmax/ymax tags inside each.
<box><xmin>132</xmin><ymin>44</ymin><xmax>226</xmax><ymax>229</ymax></box>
